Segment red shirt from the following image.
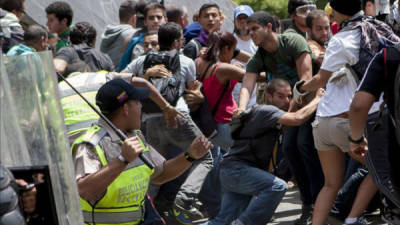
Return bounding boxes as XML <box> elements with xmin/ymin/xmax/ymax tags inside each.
<box><xmin>201</xmin><ymin>64</ymin><xmax>238</xmax><ymax>123</ymax></box>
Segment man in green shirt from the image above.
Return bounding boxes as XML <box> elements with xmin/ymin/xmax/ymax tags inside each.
<box><xmin>238</xmin><ymin>11</ymin><xmax>312</xmax><ymax>107</ymax></box>
<box><xmin>45</xmin><ymin>1</ymin><xmax>73</xmax><ymax>52</ymax></box>
<box><xmin>285</xmin><ymin>0</ymin><xmax>317</xmax><ymax>38</ymax></box>
<box><xmin>236</xmin><ymin>11</ymin><xmax>324</xmax><ymax>225</ymax></box>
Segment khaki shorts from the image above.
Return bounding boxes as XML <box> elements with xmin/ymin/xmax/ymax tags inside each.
<box><xmin>312</xmin><ymin>116</ymin><xmax>350</xmax><ymax>152</ymax></box>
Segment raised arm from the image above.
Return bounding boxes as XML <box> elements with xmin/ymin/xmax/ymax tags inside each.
<box><xmin>278</xmin><ymin>88</ymin><xmax>324</xmax><ymax>126</ymax></box>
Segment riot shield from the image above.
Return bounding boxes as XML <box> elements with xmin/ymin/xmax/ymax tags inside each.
<box><xmin>0</xmin><ymin>51</ymin><xmax>83</xmax><ymax>225</ymax></box>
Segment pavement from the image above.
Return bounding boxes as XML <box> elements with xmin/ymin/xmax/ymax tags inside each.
<box><xmin>161</xmin><ymin>187</ymin><xmax>388</xmax><ymax>224</ymax></box>
<box><xmin>271</xmin><ymin>188</ymin><xmax>388</xmax><ymax>225</ymax></box>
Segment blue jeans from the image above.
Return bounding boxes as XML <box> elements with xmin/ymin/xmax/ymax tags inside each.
<box><xmin>204</xmin><ymin>162</ymin><xmax>287</xmax><ymax>225</ymax></box>
<box><xmin>142</xmin><ymin>113</ymin><xmax>213</xmax><ymax>203</ymax></box>
<box><xmin>210</xmin><ymin>123</ymin><xmax>233</xmax><ymax>151</ymax></box>
<box><xmin>283</xmin><ymin>116</ymin><xmax>324</xmax><ymax>205</ymax></box>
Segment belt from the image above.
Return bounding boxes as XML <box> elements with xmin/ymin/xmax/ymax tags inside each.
<box><xmin>333</xmin><ymin>112</ymin><xmax>349</xmax><ymax>119</ymax></box>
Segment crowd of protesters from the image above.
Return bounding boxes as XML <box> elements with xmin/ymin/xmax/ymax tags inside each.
<box><xmin>1</xmin><ymin>0</ymin><xmax>400</xmax><ymax>225</ymax></box>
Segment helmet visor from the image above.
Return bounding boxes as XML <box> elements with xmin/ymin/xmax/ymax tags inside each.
<box><xmin>296</xmin><ymin>4</ymin><xmax>317</xmax><ymax>17</ymax></box>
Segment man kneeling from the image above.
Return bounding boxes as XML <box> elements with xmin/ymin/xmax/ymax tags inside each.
<box><xmin>205</xmin><ymin>79</ymin><xmax>324</xmax><ymax>225</ymax></box>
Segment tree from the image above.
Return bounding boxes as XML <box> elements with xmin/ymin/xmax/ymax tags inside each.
<box><xmin>233</xmin><ymin>0</ymin><xmax>329</xmax><ymax>19</ymax></box>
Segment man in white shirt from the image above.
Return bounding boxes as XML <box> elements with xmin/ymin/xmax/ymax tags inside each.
<box><xmin>231</xmin><ymin>5</ymin><xmax>258</xmax><ymax>109</ymax></box>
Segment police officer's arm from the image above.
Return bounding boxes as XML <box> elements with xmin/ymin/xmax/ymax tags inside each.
<box><xmin>277</xmin><ymin>88</ymin><xmax>324</xmax><ymax>126</ymax></box>
<box><xmin>295</xmin><ymin>52</ymin><xmax>313</xmax><ymax>81</ymax></box>
<box><xmin>151</xmin><ymin>136</ymin><xmax>213</xmax><ymax>185</ymax></box>
<box><xmin>131</xmin><ymin>76</ymin><xmax>184</xmax><ymax>128</ymax></box>
<box><xmin>77</xmin><ymin>136</ymin><xmax>143</xmax><ymax>202</ymax></box>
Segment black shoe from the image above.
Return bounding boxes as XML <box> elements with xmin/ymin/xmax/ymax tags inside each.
<box><xmin>173</xmin><ymin>199</ymin><xmax>208</xmax><ymax>224</ymax></box>
<box><xmin>381</xmin><ymin>207</ymin><xmax>400</xmax><ymax>225</ymax></box>
<box><xmin>294</xmin><ymin>204</ymin><xmax>313</xmax><ymax>225</ymax></box>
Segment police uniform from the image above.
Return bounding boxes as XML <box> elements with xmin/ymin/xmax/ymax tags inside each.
<box><xmin>72</xmin><ymin>119</ymin><xmax>166</xmax><ymax>225</ymax></box>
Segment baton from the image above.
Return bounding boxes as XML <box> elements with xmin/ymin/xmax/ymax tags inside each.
<box><xmin>57</xmin><ymin>72</ymin><xmax>155</xmax><ymax>169</ymax></box>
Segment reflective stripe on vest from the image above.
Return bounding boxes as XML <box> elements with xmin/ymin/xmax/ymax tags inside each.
<box><xmin>59</xmin><ymin>72</ymin><xmax>107</xmax><ymax>134</ymax></box>
<box><xmin>72</xmin><ymin>125</ymin><xmax>154</xmax><ymax>225</ymax></box>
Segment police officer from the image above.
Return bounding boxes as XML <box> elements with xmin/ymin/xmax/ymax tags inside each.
<box><xmin>71</xmin><ymin>79</ymin><xmax>212</xmax><ymax>225</ymax></box>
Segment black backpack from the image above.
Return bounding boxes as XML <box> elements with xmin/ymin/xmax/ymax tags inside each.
<box><xmin>141</xmin><ymin>51</ymin><xmax>182</xmax><ymax>113</ymax></box>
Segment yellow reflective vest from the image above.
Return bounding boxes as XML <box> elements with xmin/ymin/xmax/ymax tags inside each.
<box><xmin>59</xmin><ymin>72</ymin><xmax>107</xmax><ymax>136</ymax></box>
<box><xmin>72</xmin><ymin>125</ymin><xmax>154</xmax><ymax>225</ymax></box>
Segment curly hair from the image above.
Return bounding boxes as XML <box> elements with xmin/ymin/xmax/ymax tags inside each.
<box><xmin>70</xmin><ymin>22</ymin><xmax>96</xmax><ymax>47</ymax></box>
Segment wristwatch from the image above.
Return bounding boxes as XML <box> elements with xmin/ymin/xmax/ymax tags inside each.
<box><xmin>184</xmin><ymin>152</ymin><xmax>196</xmax><ymax>163</ymax></box>
<box><xmin>118</xmin><ymin>154</ymin><xmax>130</xmax><ymax>165</ymax></box>
<box><xmin>348</xmin><ymin>135</ymin><xmax>364</xmax><ymax>144</ymax></box>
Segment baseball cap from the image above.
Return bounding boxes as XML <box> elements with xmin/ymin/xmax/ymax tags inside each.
<box><xmin>234</xmin><ymin>5</ymin><xmax>254</xmax><ymax>19</ymax></box>
<box><xmin>96</xmin><ymin>79</ymin><xmax>149</xmax><ymax>114</ymax></box>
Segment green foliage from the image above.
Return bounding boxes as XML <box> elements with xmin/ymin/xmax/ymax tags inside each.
<box><xmin>233</xmin><ymin>0</ymin><xmax>329</xmax><ymax>19</ymax></box>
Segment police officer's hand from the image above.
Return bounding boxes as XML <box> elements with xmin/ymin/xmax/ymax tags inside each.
<box><xmin>121</xmin><ymin>136</ymin><xmax>144</xmax><ymax>163</ymax></box>
<box><xmin>187</xmin><ymin>136</ymin><xmax>213</xmax><ymax>159</ymax></box>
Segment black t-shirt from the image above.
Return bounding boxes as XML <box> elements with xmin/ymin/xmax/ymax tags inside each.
<box><xmin>222</xmin><ymin>105</ymin><xmax>285</xmax><ymax>170</ymax></box>
<box><xmin>358</xmin><ymin>46</ymin><xmax>400</xmax><ymax>115</ymax></box>
<box><xmin>56</xmin><ymin>44</ymin><xmax>115</xmax><ymax>73</ymax></box>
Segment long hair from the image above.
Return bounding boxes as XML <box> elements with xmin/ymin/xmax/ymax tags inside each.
<box><xmin>202</xmin><ymin>31</ymin><xmax>237</xmax><ymax>62</ymax></box>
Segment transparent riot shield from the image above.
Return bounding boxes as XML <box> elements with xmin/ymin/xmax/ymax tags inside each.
<box><xmin>0</xmin><ymin>51</ymin><xmax>84</xmax><ymax>225</ymax></box>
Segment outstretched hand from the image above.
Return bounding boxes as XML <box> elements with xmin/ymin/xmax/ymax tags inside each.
<box><xmin>187</xmin><ymin>136</ymin><xmax>213</xmax><ymax>159</ymax></box>
<box><xmin>162</xmin><ymin>105</ymin><xmax>185</xmax><ymax>128</ymax></box>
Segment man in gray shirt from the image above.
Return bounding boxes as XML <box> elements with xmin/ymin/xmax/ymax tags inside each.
<box><xmin>124</xmin><ymin>22</ymin><xmax>212</xmax><ymax>223</ymax></box>
<box><xmin>205</xmin><ymin>79</ymin><xmax>324</xmax><ymax>225</ymax></box>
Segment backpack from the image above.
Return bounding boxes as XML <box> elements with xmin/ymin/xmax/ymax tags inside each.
<box><xmin>0</xmin><ymin>9</ymin><xmax>24</xmax><ymax>53</ymax></box>
<box><xmin>341</xmin><ymin>16</ymin><xmax>400</xmax><ymax>79</ymax></box>
<box><xmin>118</xmin><ymin>33</ymin><xmax>145</xmax><ymax>72</ymax></box>
<box><xmin>72</xmin><ymin>45</ymin><xmax>114</xmax><ymax>72</ymax></box>
<box><xmin>141</xmin><ymin>51</ymin><xmax>182</xmax><ymax>113</ymax></box>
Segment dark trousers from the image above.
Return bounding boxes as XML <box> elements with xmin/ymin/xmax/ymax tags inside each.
<box><xmin>282</xmin><ymin>116</ymin><xmax>324</xmax><ymax>205</ymax></box>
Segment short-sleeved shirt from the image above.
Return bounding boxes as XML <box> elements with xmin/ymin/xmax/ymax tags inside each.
<box><xmin>222</xmin><ymin>105</ymin><xmax>285</xmax><ymax>170</ymax></box>
<box><xmin>124</xmin><ymin>51</ymin><xmax>196</xmax><ymax>96</ymax></box>
<box><xmin>318</xmin><ymin>28</ymin><xmax>381</xmax><ymax>116</ymax></box>
<box><xmin>246</xmin><ymin>33</ymin><xmax>311</xmax><ymax>87</ymax></box>
<box><xmin>358</xmin><ymin>47</ymin><xmax>400</xmax><ymax>115</ymax></box>
<box><xmin>56</xmin><ymin>44</ymin><xmax>115</xmax><ymax>73</ymax></box>
<box><xmin>72</xmin><ymin>119</ymin><xmax>166</xmax><ymax>182</ymax></box>
<box><xmin>283</xmin><ymin>24</ymin><xmax>307</xmax><ymax>39</ymax></box>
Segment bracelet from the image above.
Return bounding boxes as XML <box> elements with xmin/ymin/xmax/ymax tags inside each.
<box><xmin>348</xmin><ymin>135</ymin><xmax>364</xmax><ymax>144</ymax></box>
<box><xmin>118</xmin><ymin>154</ymin><xmax>130</xmax><ymax>165</ymax></box>
<box><xmin>161</xmin><ymin>103</ymin><xmax>171</xmax><ymax>111</ymax></box>
<box><xmin>184</xmin><ymin>152</ymin><xmax>196</xmax><ymax>163</ymax></box>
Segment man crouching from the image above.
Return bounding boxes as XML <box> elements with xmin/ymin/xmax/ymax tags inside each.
<box><xmin>204</xmin><ymin>78</ymin><xmax>324</xmax><ymax>225</ymax></box>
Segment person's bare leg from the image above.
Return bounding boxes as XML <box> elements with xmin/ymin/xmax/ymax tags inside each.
<box><xmin>312</xmin><ymin>149</ymin><xmax>345</xmax><ymax>225</ymax></box>
<box><xmin>346</xmin><ymin>174</ymin><xmax>378</xmax><ymax>218</ymax></box>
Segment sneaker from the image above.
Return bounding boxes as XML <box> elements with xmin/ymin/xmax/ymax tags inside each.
<box><xmin>230</xmin><ymin>219</ymin><xmax>244</xmax><ymax>225</ymax></box>
<box><xmin>343</xmin><ymin>216</ymin><xmax>368</xmax><ymax>225</ymax></box>
<box><xmin>294</xmin><ymin>204</ymin><xmax>313</xmax><ymax>225</ymax></box>
<box><xmin>173</xmin><ymin>201</ymin><xmax>208</xmax><ymax>224</ymax></box>
<box><xmin>381</xmin><ymin>208</ymin><xmax>400</xmax><ymax>225</ymax></box>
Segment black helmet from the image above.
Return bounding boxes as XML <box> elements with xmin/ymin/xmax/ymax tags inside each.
<box><xmin>288</xmin><ymin>0</ymin><xmax>315</xmax><ymax>15</ymax></box>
